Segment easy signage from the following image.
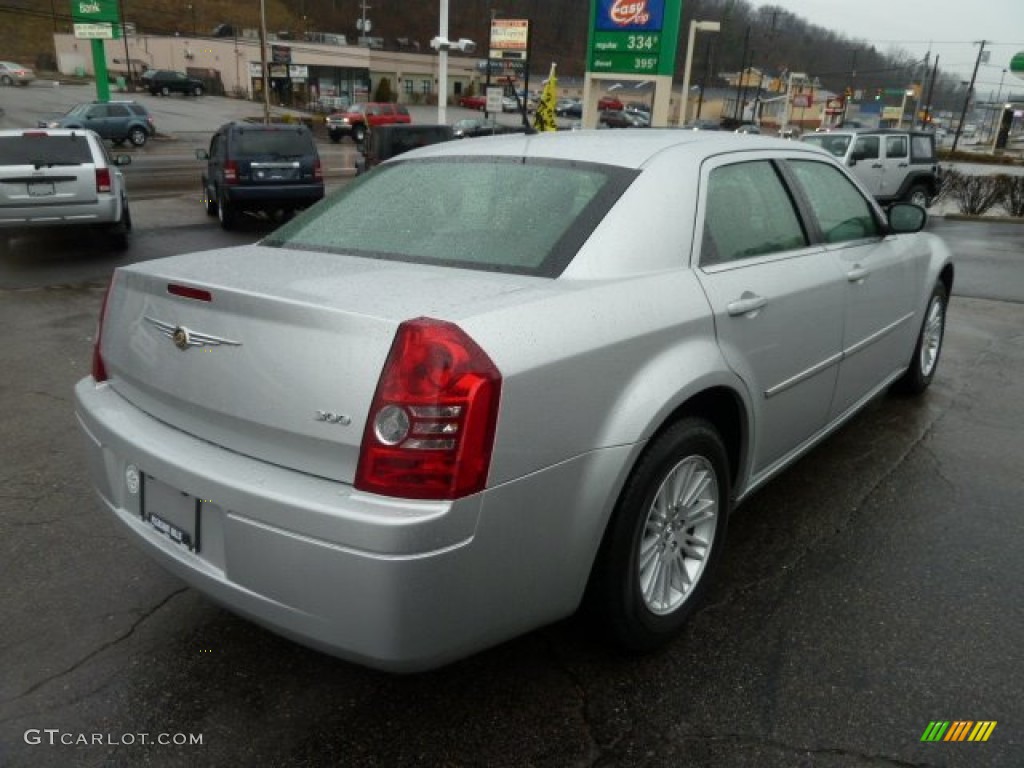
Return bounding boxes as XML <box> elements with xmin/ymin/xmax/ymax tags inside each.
<box><xmin>586</xmin><ymin>0</ymin><xmax>682</xmax><ymax>77</ymax></box>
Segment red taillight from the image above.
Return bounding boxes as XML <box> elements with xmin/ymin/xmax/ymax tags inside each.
<box><xmin>224</xmin><ymin>160</ymin><xmax>238</xmax><ymax>184</ymax></box>
<box><xmin>355</xmin><ymin>318</ymin><xmax>502</xmax><ymax>500</ymax></box>
<box><xmin>95</xmin><ymin>167</ymin><xmax>112</xmax><ymax>193</ymax></box>
<box><xmin>91</xmin><ymin>274</ymin><xmax>116</xmax><ymax>382</ymax></box>
<box><xmin>314</xmin><ymin>158</ymin><xmax>323</xmax><ymax>181</ymax></box>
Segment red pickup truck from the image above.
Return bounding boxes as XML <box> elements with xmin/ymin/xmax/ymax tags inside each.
<box><xmin>326</xmin><ymin>102</ymin><xmax>411</xmax><ymax>143</ymax></box>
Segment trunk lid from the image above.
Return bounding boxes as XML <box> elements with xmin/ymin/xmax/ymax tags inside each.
<box><xmin>101</xmin><ymin>244</ymin><xmax>546</xmax><ymax>484</ymax></box>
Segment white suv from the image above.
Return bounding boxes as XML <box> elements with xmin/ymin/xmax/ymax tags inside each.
<box><xmin>0</xmin><ymin>128</ymin><xmax>133</xmax><ymax>249</ymax></box>
<box><xmin>801</xmin><ymin>129</ymin><xmax>939</xmax><ymax>207</ymax></box>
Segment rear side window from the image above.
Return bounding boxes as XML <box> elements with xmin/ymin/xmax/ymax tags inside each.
<box><xmin>886</xmin><ymin>136</ymin><xmax>908</xmax><ymax>158</ymax></box>
<box><xmin>0</xmin><ymin>134</ymin><xmax>93</xmax><ymax>165</ymax></box>
<box><xmin>701</xmin><ymin>161</ymin><xmax>807</xmax><ymax>266</ymax></box>
<box><xmin>263</xmin><ymin>157</ymin><xmax>635</xmax><ymax>277</ymax></box>
<box><xmin>788</xmin><ymin>160</ymin><xmax>881</xmax><ymax>243</ymax></box>
<box><xmin>232</xmin><ymin>129</ymin><xmax>316</xmax><ymax>157</ymax></box>
<box><xmin>853</xmin><ymin>136</ymin><xmax>879</xmax><ymax>159</ymax></box>
<box><xmin>910</xmin><ymin>135</ymin><xmax>935</xmax><ymax>161</ymax></box>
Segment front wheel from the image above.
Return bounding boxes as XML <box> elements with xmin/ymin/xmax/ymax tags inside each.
<box><xmin>893</xmin><ymin>281</ymin><xmax>947</xmax><ymax>395</ymax></box>
<box><xmin>589</xmin><ymin>418</ymin><xmax>730</xmax><ymax>651</ymax></box>
<box><xmin>352</xmin><ymin>124</ymin><xmax>366</xmax><ymax>143</ymax></box>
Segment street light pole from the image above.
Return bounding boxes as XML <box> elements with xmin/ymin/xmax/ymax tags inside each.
<box><xmin>437</xmin><ymin>0</ymin><xmax>449</xmax><ymax>124</ymax></box>
<box><xmin>679</xmin><ymin>20</ymin><xmax>720</xmax><ymax>126</ymax></box>
<box><xmin>260</xmin><ymin>0</ymin><xmax>271</xmax><ymax>124</ymax></box>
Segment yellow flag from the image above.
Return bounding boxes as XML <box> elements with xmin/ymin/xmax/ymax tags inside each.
<box><xmin>533</xmin><ymin>63</ymin><xmax>558</xmax><ymax>132</ymax></box>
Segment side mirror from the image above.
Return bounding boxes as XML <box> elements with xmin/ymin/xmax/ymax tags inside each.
<box><xmin>195</xmin><ymin>148</ymin><xmax>209</xmax><ymax>160</ymax></box>
<box><xmin>887</xmin><ymin>203</ymin><xmax>926</xmax><ymax>233</ymax></box>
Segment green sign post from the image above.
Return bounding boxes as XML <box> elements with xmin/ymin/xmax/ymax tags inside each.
<box><xmin>69</xmin><ymin>0</ymin><xmax>122</xmax><ymax>102</ymax></box>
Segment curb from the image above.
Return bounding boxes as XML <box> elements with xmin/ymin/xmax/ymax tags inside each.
<box><xmin>940</xmin><ymin>213</ymin><xmax>1024</xmax><ymax>224</ymax></box>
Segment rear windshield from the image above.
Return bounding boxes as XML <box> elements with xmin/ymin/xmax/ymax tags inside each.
<box><xmin>262</xmin><ymin>157</ymin><xmax>636</xmax><ymax>277</ymax></box>
<box><xmin>232</xmin><ymin>128</ymin><xmax>316</xmax><ymax>158</ymax></box>
<box><xmin>0</xmin><ymin>134</ymin><xmax>93</xmax><ymax>165</ymax></box>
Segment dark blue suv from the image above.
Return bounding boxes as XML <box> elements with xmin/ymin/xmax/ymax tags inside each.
<box><xmin>197</xmin><ymin>122</ymin><xmax>324</xmax><ymax>230</ymax></box>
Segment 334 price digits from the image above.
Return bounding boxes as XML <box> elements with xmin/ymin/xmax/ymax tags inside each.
<box><xmin>626</xmin><ymin>34</ymin><xmax>658</xmax><ymax>51</ymax></box>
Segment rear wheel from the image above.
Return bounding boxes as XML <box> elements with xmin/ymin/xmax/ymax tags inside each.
<box><xmin>905</xmin><ymin>184</ymin><xmax>930</xmax><ymax>208</ymax></box>
<box><xmin>108</xmin><ymin>201</ymin><xmax>132</xmax><ymax>249</ymax></box>
<box><xmin>590</xmin><ymin>418</ymin><xmax>730</xmax><ymax>651</ymax></box>
<box><xmin>203</xmin><ymin>180</ymin><xmax>217</xmax><ymax>216</ymax></box>
<box><xmin>894</xmin><ymin>281</ymin><xmax>947</xmax><ymax>395</ymax></box>
<box><xmin>128</xmin><ymin>127</ymin><xmax>147</xmax><ymax>147</ymax></box>
<box><xmin>160</xmin><ymin>85</ymin><xmax>170</xmax><ymax>97</ymax></box>
<box><xmin>217</xmin><ymin>189</ymin><xmax>237</xmax><ymax>230</ymax></box>
<box><xmin>0</xmin><ymin>75</ymin><xmax>12</xmax><ymax>86</ymax></box>
<box><xmin>192</xmin><ymin>85</ymin><xmax>203</xmax><ymax>97</ymax></box>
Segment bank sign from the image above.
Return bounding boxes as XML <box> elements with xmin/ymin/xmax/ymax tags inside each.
<box><xmin>587</xmin><ymin>0</ymin><xmax>682</xmax><ymax>76</ymax></box>
<box><xmin>70</xmin><ymin>0</ymin><xmax>121</xmax><ymax>38</ymax></box>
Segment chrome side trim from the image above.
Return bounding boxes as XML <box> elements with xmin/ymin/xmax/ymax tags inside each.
<box><xmin>765</xmin><ymin>351</ymin><xmax>844</xmax><ymax>399</ymax></box>
<box><xmin>843</xmin><ymin>311</ymin><xmax>915</xmax><ymax>358</ymax></box>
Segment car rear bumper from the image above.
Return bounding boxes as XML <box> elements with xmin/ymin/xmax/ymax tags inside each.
<box><xmin>0</xmin><ymin>197</ymin><xmax>122</xmax><ymax>228</ymax></box>
<box><xmin>75</xmin><ymin>378</ymin><xmax>627</xmax><ymax>671</ymax></box>
<box><xmin>224</xmin><ymin>183</ymin><xmax>324</xmax><ymax>208</ymax></box>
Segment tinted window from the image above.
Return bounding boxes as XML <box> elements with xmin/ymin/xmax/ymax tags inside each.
<box><xmin>701</xmin><ymin>161</ymin><xmax>807</xmax><ymax>266</ymax></box>
<box><xmin>107</xmin><ymin>105</ymin><xmax>130</xmax><ymax>117</ymax></box>
<box><xmin>232</xmin><ymin>129</ymin><xmax>316</xmax><ymax>157</ymax></box>
<box><xmin>0</xmin><ymin>134</ymin><xmax>93</xmax><ymax>165</ymax></box>
<box><xmin>886</xmin><ymin>136</ymin><xmax>908</xmax><ymax>158</ymax></box>
<box><xmin>910</xmin><ymin>135</ymin><xmax>934</xmax><ymax>161</ymax></box>
<box><xmin>263</xmin><ymin>158</ymin><xmax>634</xmax><ymax>277</ymax></box>
<box><xmin>853</xmin><ymin>136</ymin><xmax>879</xmax><ymax>159</ymax></box>
<box><xmin>788</xmin><ymin>160</ymin><xmax>880</xmax><ymax>243</ymax></box>
<box><xmin>802</xmin><ymin>134</ymin><xmax>851</xmax><ymax>157</ymax></box>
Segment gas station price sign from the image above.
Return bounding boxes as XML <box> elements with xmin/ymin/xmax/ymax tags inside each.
<box><xmin>588</xmin><ymin>0</ymin><xmax>672</xmax><ymax>75</ymax></box>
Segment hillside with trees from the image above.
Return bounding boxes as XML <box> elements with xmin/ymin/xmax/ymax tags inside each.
<box><xmin>1</xmin><ymin>0</ymin><xmax>968</xmax><ymax>111</ymax></box>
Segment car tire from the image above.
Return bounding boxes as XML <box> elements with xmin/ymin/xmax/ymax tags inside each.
<box><xmin>217</xmin><ymin>189</ymin><xmax>237</xmax><ymax>230</ymax></box>
<box><xmin>192</xmin><ymin>85</ymin><xmax>203</xmax><ymax>97</ymax></box>
<box><xmin>589</xmin><ymin>417</ymin><xmax>730</xmax><ymax>651</ymax></box>
<box><xmin>160</xmin><ymin>85</ymin><xmax>170</xmax><ymax>97</ymax></box>
<box><xmin>0</xmin><ymin>75</ymin><xmax>12</xmax><ymax>86</ymax></box>
<box><xmin>203</xmin><ymin>180</ymin><xmax>217</xmax><ymax>216</ymax></box>
<box><xmin>905</xmin><ymin>184</ymin><xmax>930</xmax><ymax>208</ymax></box>
<box><xmin>109</xmin><ymin>201</ymin><xmax>132</xmax><ymax>249</ymax></box>
<box><xmin>128</xmin><ymin>127</ymin><xmax>148</xmax><ymax>147</ymax></box>
<box><xmin>352</xmin><ymin>125</ymin><xmax>366</xmax><ymax>143</ymax></box>
<box><xmin>893</xmin><ymin>281</ymin><xmax>947</xmax><ymax>395</ymax></box>
<box><xmin>329</xmin><ymin>133</ymin><xmax>341</xmax><ymax>144</ymax></box>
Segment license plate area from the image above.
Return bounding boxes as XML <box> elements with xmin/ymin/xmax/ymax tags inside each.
<box><xmin>27</xmin><ymin>181</ymin><xmax>55</xmax><ymax>197</ymax></box>
<box><xmin>142</xmin><ymin>474</ymin><xmax>200</xmax><ymax>552</ymax></box>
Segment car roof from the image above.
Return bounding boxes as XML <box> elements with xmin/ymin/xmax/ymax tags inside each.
<box><xmin>0</xmin><ymin>128</ymin><xmax>98</xmax><ymax>138</ymax></box>
<box><xmin>397</xmin><ymin>129</ymin><xmax>816</xmax><ymax>170</ymax></box>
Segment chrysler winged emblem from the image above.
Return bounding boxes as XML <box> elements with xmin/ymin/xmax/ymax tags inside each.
<box><xmin>145</xmin><ymin>316</ymin><xmax>242</xmax><ymax>351</ymax></box>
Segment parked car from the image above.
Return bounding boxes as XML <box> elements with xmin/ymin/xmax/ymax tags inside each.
<box><xmin>597</xmin><ymin>95</ymin><xmax>624</xmax><ymax>110</ymax></box>
<box><xmin>0</xmin><ymin>128</ymin><xmax>132</xmax><ymax>248</ymax></box>
<box><xmin>357</xmin><ymin>124</ymin><xmax>454</xmax><ymax>174</ymax></box>
<box><xmin>143</xmin><ymin>69</ymin><xmax>205</xmax><ymax>97</ymax></box>
<box><xmin>598</xmin><ymin>109</ymin><xmax>648</xmax><ymax>128</ymax></box>
<box><xmin>683</xmin><ymin>119</ymin><xmax>720</xmax><ymax>131</ymax></box>
<box><xmin>196</xmin><ymin>122</ymin><xmax>324</xmax><ymax>229</ymax></box>
<box><xmin>0</xmin><ymin>60</ymin><xmax>35</xmax><ymax>86</ymax></box>
<box><xmin>326</xmin><ymin>102</ymin><xmax>411</xmax><ymax>143</ymax></box>
<box><xmin>38</xmin><ymin>100</ymin><xmax>155</xmax><ymax>147</ymax></box>
<box><xmin>457</xmin><ymin>94</ymin><xmax>487</xmax><ymax>110</ymax></box>
<box><xmin>451</xmin><ymin>118</ymin><xmax>526</xmax><ymax>139</ymax></box>
<box><xmin>77</xmin><ymin>131</ymin><xmax>952</xmax><ymax>672</ymax></box>
<box><xmin>800</xmin><ymin>128</ymin><xmax>939</xmax><ymax>207</ymax></box>
<box><xmin>735</xmin><ymin>123</ymin><xmax>761</xmax><ymax>134</ymax></box>
<box><xmin>558</xmin><ymin>100</ymin><xmax>582</xmax><ymax>119</ymax></box>
<box><xmin>501</xmin><ymin>96</ymin><xmax>520</xmax><ymax>113</ymax></box>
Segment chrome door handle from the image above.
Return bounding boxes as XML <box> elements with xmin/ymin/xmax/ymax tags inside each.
<box><xmin>727</xmin><ymin>293</ymin><xmax>768</xmax><ymax>316</ymax></box>
<box><xmin>847</xmin><ymin>266</ymin><xmax>869</xmax><ymax>283</ymax></box>
<box><xmin>871</xmin><ymin>163</ymin><xmax>883</xmax><ymax>168</ymax></box>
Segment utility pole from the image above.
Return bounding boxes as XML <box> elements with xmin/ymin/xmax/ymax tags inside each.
<box><xmin>922</xmin><ymin>54</ymin><xmax>939</xmax><ymax>127</ymax></box>
<box><xmin>952</xmin><ymin>40</ymin><xmax>986</xmax><ymax>152</ymax></box>
<box><xmin>733</xmin><ymin>26</ymin><xmax>750</xmax><ymax>122</ymax></box>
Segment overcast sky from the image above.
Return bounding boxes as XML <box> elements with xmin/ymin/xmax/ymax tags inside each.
<box><xmin>761</xmin><ymin>0</ymin><xmax>1024</xmax><ymax>93</ymax></box>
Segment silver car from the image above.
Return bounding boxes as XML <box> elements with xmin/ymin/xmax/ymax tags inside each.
<box><xmin>75</xmin><ymin>132</ymin><xmax>953</xmax><ymax>671</ymax></box>
<box><xmin>0</xmin><ymin>60</ymin><xmax>35</xmax><ymax>86</ymax></box>
<box><xmin>0</xmin><ymin>128</ymin><xmax>133</xmax><ymax>248</ymax></box>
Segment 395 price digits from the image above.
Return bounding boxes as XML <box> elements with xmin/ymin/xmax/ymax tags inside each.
<box><xmin>633</xmin><ymin>56</ymin><xmax>658</xmax><ymax>71</ymax></box>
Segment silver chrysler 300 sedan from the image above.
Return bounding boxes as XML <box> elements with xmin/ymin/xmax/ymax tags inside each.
<box><xmin>75</xmin><ymin>131</ymin><xmax>953</xmax><ymax>672</ymax></box>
